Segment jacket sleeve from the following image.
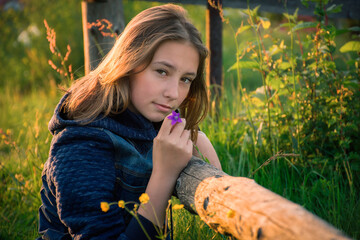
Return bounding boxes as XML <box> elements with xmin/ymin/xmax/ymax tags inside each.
<box><xmin>46</xmin><ymin>126</ymin><xmax>159</xmax><ymax>240</ymax></box>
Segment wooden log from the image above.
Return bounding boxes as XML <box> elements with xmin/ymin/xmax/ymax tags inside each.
<box><xmin>82</xmin><ymin>0</ymin><xmax>125</xmax><ymax>74</ymax></box>
<box><xmin>175</xmin><ymin>157</ymin><xmax>351</xmax><ymax>240</ymax></box>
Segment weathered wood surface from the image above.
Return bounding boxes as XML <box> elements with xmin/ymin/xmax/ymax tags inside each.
<box><xmin>175</xmin><ymin>157</ymin><xmax>351</xmax><ymax>240</ymax></box>
<box><xmin>82</xmin><ymin>0</ymin><xmax>125</xmax><ymax>74</ymax></box>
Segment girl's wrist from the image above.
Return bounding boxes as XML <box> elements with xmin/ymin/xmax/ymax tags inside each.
<box><xmin>150</xmin><ymin>168</ymin><xmax>178</xmax><ymax>188</ymax></box>
<box><xmin>138</xmin><ymin>171</ymin><xmax>176</xmax><ymax>226</ymax></box>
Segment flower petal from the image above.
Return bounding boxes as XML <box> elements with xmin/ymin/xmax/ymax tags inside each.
<box><xmin>167</xmin><ymin>111</ymin><xmax>182</xmax><ymax>125</ymax></box>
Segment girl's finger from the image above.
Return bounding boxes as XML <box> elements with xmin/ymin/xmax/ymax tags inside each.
<box><xmin>180</xmin><ymin>129</ymin><xmax>191</xmax><ymax>141</ymax></box>
<box><xmin>159</xmin><ymin>113</ymin><xmax>186</xmax><ymax>136</ymax></box>
<box><xmin>158</xmin><ymin>113</ymin><xmax>176</xmax><ymax>136</ymax></box>
<box><xmin>168</xmin><ymin>118</ymin><xmax>186</xmax><ymax>137</ymax></box>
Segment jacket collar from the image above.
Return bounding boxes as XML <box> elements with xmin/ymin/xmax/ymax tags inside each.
<box><xmin>49</xmin><ymin>94</ymin><xmax>157</xmax><ymax>141</ymax></box>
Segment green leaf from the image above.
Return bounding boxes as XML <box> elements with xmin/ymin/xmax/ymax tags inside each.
<box><xmin>292</xmin><ymin>22</ymin><xmax>318</xmax><ymax>32</ymax></box>
<box><xmin>349</xmin><ymin>26</ymin><xmax>360</xmax><ymax>32</ymax></box>
<box><xmin>252</xmin><ymin>5</ymin><xmax>261</xmax><ymax>16</ymax></box>
<box><xmin>278</xmin><ymin>62</ymin><xmax>292</xmax><ymax>70</ymax></box>
<box><xmin>250</xmin><ymin>96</ymin><xmax>265</xmax><ymax>107</ymax></box>
<box><xmin>293</xmin><ymin>8</ymin><xmax>299</xmax><ymax>20</ymax></box>
<box><xmin>335</xmin><ymin>29</ymin><xmax>350</xmax><ymax>36</ymax></box>
<box><xmin>279</xmin><ymin>22</ymin><xmax>296</xmax><ymax>29</ymax></box>
<box><xmin>283</xmin><ymin>8</ymin><xmax>299</xmax><ymax>22</ymax></box>
<box><xmin>301</xmin><ymin>0</ymin><xmax>309</xmax><ymax>8</ymax></box>
<box><xmin>241</xmin><ymin>5</ymin><xmax>261</xmax><ymax>17</ymax></box>
<box><xmin>324</xmin><ymin>61</ymin><xmax>336</xmax><ymax>70</ymax></box>
<box><xmin>267</xmin><ymin>76</ymin><xmax>283</xmax><ymax>90</ymax></box>
<box><xmin>235</xmin><ymin>25</ymin><xmax>251</xmax><ymax>36</ymax></box>
<box><xmin>283</xmin><ymin>12</ymin><xmax>291</xmax><ymax>20</ymax></box>
<box><xmin>269</xmin><ymin>45</ymin><xmax>281</xmax><ymax>56</ymax></box>
<box><xmin>326</xmin><ymin>4</ymin><xmax>342</xmax><ymax>14</ymax></box>
<box><xmin>343</xmin><ymin>80</ymin><xmax>360</xmax><ymax>90</ymax></box>
<box><xmin>228</xmin><ymin>61</ymin><xmax>260</xmax><ymax>72</ymax></box>
<box><xmin>277</xmin><ymin>88</ymin><xmax>288</xmax><ymax>97</ymax></box>
<box><xmin>339</xmin><ymin>41</ymin><xmax>360</xmax><ymax>53</ymax></box>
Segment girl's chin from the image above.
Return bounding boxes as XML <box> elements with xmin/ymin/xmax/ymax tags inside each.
<box><xmin>144</xmin><ymin>113</ymin><xmax>167</xmax><ymax>123</ymax></box>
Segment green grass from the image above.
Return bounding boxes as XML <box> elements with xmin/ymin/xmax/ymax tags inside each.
<box><xmin>0</xmin><ymin>86</ymin><xmax>59</xmax><ymax>239</ymax></box>
<box><xmin>1</xmin><ymin>81</ymin><xmax>359</xmax><ymax>239</ymax></box>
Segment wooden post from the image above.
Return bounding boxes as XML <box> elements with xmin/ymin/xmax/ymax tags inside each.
<box><xmin>206</xmin><ymin>0</ymin><xmax>223</xmax><ymax>99</ymax></box>
<box><xmin>175</xmin><ymin>157</ymin><xmax>351</xmax><ymax>240</ymax></box>
<box><xmin>82</xmin><ymin>0</ymin><xmax>125</xmax><ymax>75</ymax></box>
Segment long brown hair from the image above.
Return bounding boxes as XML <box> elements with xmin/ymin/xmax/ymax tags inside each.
<box><xmin>63</xmin><ymin>4</ymin><xmax>209</xmax><ymax>141</ymax></box>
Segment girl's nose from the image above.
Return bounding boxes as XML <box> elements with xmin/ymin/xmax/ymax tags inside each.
<box><xmin>163</xmin><ymin>78</ymin><xmax>179</xmax><ymax>99</ymax></box>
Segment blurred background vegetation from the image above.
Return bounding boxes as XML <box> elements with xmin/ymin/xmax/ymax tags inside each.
<box><xmin>1</xmin><ymin>0</ymin><xmax>359</xmax><ymax>239</ymax></box>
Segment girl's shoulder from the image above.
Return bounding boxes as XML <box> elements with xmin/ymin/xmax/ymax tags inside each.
<box><xmin>53</xmin><ymin>125</ymin><xmax>113</xmax><ymax>145</ymax></box>
<box><xmin>49</xmin><ymin>126</ymin><xmax>115</xmax><ymax>165</ymax></box>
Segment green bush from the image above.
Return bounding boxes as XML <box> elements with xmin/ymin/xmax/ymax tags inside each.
<box><xmin>226</xmin><ymin>0</ymin><xmax>359</xmax><ymax>184</ymax></box>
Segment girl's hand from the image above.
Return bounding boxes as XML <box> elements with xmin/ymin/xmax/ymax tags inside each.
<box><xmin>152</xmin><ymin>113</ymin><xmax>193</xmax><ymax>181</ymax></box>
<box><xmin>138</xmin><ymin>113</ymin><xmax>193</xmax><ymax>226</ymax></box>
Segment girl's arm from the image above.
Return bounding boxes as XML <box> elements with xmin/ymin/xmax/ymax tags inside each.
<box><xmin>193</xmin><ymin>131</ymin><xmax>222</xmax><ymax>170</ymax></box>
<box><xmin>138</xmin><ymin>115</ymin><xmax>193</xmax><ymax>227</ymax></box>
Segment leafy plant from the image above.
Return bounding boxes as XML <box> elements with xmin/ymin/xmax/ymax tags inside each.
<box><xmin>223</xmin><ymin>1</ymin><xmax>359</xmax><ymax>235</ymax></box>
<box><xmin>228</xmin><ymin>0</ymin><xmax>359</xmax><ymax>178</ymax></box>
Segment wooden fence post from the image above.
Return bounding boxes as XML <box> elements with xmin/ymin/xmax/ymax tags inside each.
<box><xmin>175</xmin><ymin>157</ymin><xmax>352</xmax><ymax>240</ymax></box>
<box><xmin>81</xmin><ymin>0</ymin><xmax>125</xmax><ymax>74</ymax></box>
<box><xmin>206</xmin><ymin>0</ymin><xmax>223</xmax><ymax>99</ymax></box>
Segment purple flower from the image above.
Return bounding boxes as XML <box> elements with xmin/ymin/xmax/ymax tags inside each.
<box><xmin>167</xmin><ymin>111</ymin><xmax>182</xmax><ymax>125</ymax></box>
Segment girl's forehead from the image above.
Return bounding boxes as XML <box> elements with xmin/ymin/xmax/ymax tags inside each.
<box><xmin>151</xmin><ymin>41</ymin><xmax>199</xmax><ymax>70</ymax></box>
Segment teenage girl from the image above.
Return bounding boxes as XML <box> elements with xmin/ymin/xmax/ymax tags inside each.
<box><xmin>37</xmin><ymin>4</ymin><xmax>221</xmax><ymax>240</ymax></box>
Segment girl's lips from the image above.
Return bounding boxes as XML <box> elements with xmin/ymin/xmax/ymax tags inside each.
<box><xmin>154</xmin><ymin>103</ymin><xmax>172</xmax><ymax>112</ymax></box>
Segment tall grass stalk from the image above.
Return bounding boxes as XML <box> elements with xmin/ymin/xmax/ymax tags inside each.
<box><xmin>284</xmin><ymin>6</ymin><xmax>301</xmax><ymax>155</ymax></box>
<box><xmin>228</xmin><ymin>22</ymin><xmax>259</xmax><ymax>162</ymax></box>
<box><xmin>246</xmin><ymin>1</ymin><xmax>274</xmax><ymax>154</ymax></box>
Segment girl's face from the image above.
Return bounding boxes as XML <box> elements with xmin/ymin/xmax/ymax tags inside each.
<box><xmin>128</xmin><ymin>40</ymin><xmax>199</xmax><ymax>122</ymax></box>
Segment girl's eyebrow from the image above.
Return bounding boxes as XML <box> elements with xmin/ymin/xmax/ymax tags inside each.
<box><xmin>153</xmin><ymin>61</ymin><xmax>196</xmax><ymax>77</ymax></box>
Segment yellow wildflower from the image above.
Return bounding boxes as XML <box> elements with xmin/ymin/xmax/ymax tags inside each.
<box><xmin>118</xmin><ymin>200</ymin><xmax>125</xmax><ymax>208</ymax></box>
<box><xmin>133</xmin><ymin>204</ymin><xmax>138</xmax><ymax>213</ymax></box>
<box><xmin>139</xmin><ymin>193</ymin><xmax>149</xmax><ymax>204</ymax></box>
<box><xmin>100</xmin><ymin>202</ymin><xmax>110</xmax><ymax>212</ymax></box>
<box><xmin>227</xmin><ymin>209</ymin><xmax>235</xmax><ymax>218</ymax></box>
<box><xmin>172</xmin><ymin>204</ymin><xmax>184</xmax><ymax>210</ymax></box>
<box><xmin>15</xmin><ymin>174</ymin><xmax>24</xmax><ymax>182</ymax></box>
<box><xmin>6</xmin><ymin>129</ymin><xmax>12</xmax><ymax>135</ymax></box>
<box><xmin>25</xmin><ymin>180</ymin><xmax>31</xmax><ymax>190</ymax></box>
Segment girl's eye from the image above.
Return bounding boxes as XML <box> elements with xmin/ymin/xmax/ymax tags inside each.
<box><xmin>156</xmin><ymin>69</ymin><xmax>167</xmax><ymax>76</ymax></box>
<box><xmin>182</xmin><ymin>77</ymin><xmax>193</xmax><ymax>84</ymax></box>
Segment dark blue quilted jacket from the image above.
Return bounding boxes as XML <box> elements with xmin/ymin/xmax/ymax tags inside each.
<box><xmin>37</xmin><ymin>94</ymin><xmax>163</xmax><ymax>240</ymax></box>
